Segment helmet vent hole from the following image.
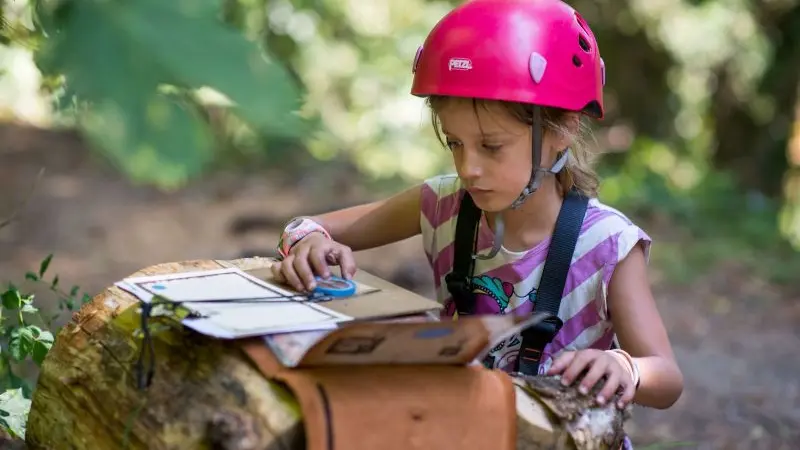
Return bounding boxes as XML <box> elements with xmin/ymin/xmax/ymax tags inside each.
<box><xmin>578</xmin><ymin>35</ymin><xmax>591</xmax><ymax>52</ymax></box>
<box><xmin>572</xmin><ymin>55</ymin><xmax>582</xmax><ymax>67</ymax></box>
<box><xmin>575</xmin><ymin>12</ymin><xmax>591</xmax><ymax>34</ymax></box>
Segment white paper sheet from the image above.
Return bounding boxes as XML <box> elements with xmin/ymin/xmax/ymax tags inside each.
<box><xmin>116</xmin><ymin>267</ymin><xmax>297</xmax><ymax>303</ymax></box>
<box><xmin>115</xmin><ymin>268</ymin><xmax>352</xmax><ymax>339</ymax></box>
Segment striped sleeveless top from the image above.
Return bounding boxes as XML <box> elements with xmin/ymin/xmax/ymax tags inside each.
<box><xmin>419</xmin><ymin>174</ymin><xmax>652</xmax><ymax>374</ymax></box>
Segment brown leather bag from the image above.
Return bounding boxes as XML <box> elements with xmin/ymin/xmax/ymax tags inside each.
<box><xmin>239</xmin><ymin>320</ymin><xmax>519</xmax><ymax>450</ymax></box>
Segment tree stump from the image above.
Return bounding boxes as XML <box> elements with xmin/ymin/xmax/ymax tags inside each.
<box><xmin>25</xmin><ymin>257</ymin><xmax>629</xmax><ymax>450</ymax></box>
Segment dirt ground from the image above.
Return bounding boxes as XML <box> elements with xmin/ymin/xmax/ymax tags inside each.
<box><xmin>1</xmin><ymin>123</ymin><xmax>798</xmax><ymax>449</ymax></box>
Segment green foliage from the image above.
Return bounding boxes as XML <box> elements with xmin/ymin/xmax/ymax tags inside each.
<box><xmin>0</xmin><ymin>254</ymin><xmax>92</xmax><ymax>439</ymax></box>
<box><xmin>599</xmin><ymin>138</ymin><xmax>800</xmax><ymax>286</ymax></box>
<box><xmin>30</xmin><ymin>0</ymin><xmax>310</xmax><ymax>189</ymax></box>
<box><xmin>0</xmin><ymin>389</ymin><xmax>30</xmax><ymax>440</ymax></box>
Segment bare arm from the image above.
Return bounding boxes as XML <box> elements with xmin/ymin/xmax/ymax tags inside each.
<box><xmin>307</xmin><ymin>184</ymin><xmax>423</xmax><ymax>251</ymax></box>
<box><xmin>608</xmin><ymin>243</ymin><xmax>684</xmax><ymax>409</ymax></box>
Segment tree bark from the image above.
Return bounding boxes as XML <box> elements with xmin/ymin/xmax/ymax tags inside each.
<box><xmin>25</xmin><ymin>257</ymin><xmax>629</xmax><ymax>450</ymax></box>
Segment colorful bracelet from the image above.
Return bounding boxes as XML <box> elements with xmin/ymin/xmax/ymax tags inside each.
<box><xmin>277</xmin><ymin>217</ymin><xmax>331</xmax><ymax>259</ymax></box>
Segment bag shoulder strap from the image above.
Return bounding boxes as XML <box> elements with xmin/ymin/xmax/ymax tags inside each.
<box><xmin>517</xmin><ymin>189</ymin><xmax>589</xmax><ymax>375</ymax></box>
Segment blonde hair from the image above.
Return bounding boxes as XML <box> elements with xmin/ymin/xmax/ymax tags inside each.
<box><xmin>426</xmin><ymin>96</ymin><xmax>599</xmax><ymax>198</ymax></box>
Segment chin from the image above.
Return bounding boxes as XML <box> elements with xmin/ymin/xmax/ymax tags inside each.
<box><xmin>470</xmin><ymin>193</ymin><xmax>512</xmax><ymax>212</ymax></box>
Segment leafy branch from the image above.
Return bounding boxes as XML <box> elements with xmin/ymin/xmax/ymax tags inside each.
<box><xmin>23</xmin><ymin>254</ymin><xmax>92</xmax><ymax>317</ymax></box>
<box><xmin>0</xmin><ymin>253</ymin><xmax>92</xmax><ymax>440</ymax></box>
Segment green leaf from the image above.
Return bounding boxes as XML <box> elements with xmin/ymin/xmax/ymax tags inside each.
<box><xmin>50</xmin><ymin>275</ymin><xmax>59</xmax><ymax>290</ymax></box>
<box><xmin>24</xmin><ymin>272</ymin><xmax>39</xmax><ymax>282</ymax></box>
<box><xmin>35</xmin><ymin>2</ymin><xmax>214</xmax><ymax>189</ymax></box>
<box><xmin>7</xmin><ymin>327</ymin><xmax>35</xmax><ymax>362</ymax></box>
<box><xmin>69</xmin><ymin>285</ymin><xmax>80</xmax><ymax>297</ymax></box>
<box><xmin>34</xmin><ymin>0</ymin><xmax>307</xmax><ymax>189</ymax></box>
<box><xmin>39</xmin><ymin>254</ymin><xmax>53</xmax><ymax>277</ymax></box>
<box><xmin>32</xmin><ymin>330</ymin><xmax>54</xmax><ymax>366</ymax></box>
<box><xmin>133</xmin><ymin>0</ymin><xmax>307</xmax><ymax>137</ymax></box>
<box><xmin>0</xmin><ymin>388</ymin><xmax>31</xmax><ymax>439</ymax></box>
<box><xmin>21</xmin><ymin>304</ymin><xmax>38</xmax><ymax>315</ymax></box>
<box><xmin>1</xmin><ymin>290</ymin><xmax>21</xmax><ymax>311</ymax></box>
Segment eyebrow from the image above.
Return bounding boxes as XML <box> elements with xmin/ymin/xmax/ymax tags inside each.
<box><xmin>441</xmin><ymin>129</ymin><xmax>508</xmax><ymax>139</ymax></box>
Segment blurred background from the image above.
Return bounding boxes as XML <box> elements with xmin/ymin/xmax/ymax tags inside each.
<box><xmin>0</xmin><ymin>0</ymin><xmax>799</xmax><ymax>448</ymax></box>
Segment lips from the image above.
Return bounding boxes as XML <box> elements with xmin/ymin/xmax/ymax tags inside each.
<box><xmin>467</xmin><ymin>187</ymin><xmax>491</xmax><ymax>195</ymax></box>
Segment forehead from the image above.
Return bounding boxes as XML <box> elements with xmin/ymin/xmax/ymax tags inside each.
<box><xmin>434</xmin><ymin>97</ymin><xmax>525</xmax><ymax>136</ymax></box>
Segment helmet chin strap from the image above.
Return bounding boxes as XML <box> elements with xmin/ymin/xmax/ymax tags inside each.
<box><xmin>474</xmin><ymin>106</ymin><xmax>570</xmax><ymax>261</ymax></box>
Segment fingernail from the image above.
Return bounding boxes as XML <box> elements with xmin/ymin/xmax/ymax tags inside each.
<box><xmin>561</xmin><ymin>378</ymin><xmax>569</xmax><ymax>386</ymax></box>
<box><xmin>596</xmin><ymin>395</ymin><xmax>606</xmax><ymax>405</ymax></box>
<box><xmin>617</xmin><ymin>401</ymin><xmax>625</xmax><ymax>409</ymax></box>
<box><xmin>578</xmin><ymin>385</ymin><xmax>588</xmax><ymax>395</ymax></box>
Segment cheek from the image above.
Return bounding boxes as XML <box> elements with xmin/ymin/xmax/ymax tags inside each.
<box><xmin>496</xmin><ymin>145</ymin><xmax>532</xmax><ymax>187</ymax></box>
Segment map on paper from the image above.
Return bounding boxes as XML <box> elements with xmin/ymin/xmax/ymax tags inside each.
<box><xmin>115</xmin><ymin>268</ymin><xmax>352</xmax><ymax>339</ymax></box>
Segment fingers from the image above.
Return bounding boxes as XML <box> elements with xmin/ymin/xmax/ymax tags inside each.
<box><xmin>279</xmin><ymin>239</ymin><xmax>357</xmax><ymax>292</ymax></box>
<box><xmin>309</xmin><ymin>246</ymin><xmax>331</xmax><ymax>279</ymax></box>
<box><xmin>579</xmin><ymin>357</ymin><xmax>609</xmax><ymax>395</ymax></box>
<box><xmin>547</xmin><ymin>349</ymin><xmax>637</xmax><ymax>409</ymax></box>
<box><xmin>596</xmin><ymin>371</ymin><xmax>621</xmax><ymax>406</ymax></box>
<box><xmin>546</xmin><ymin>351</ymin><xmax>575</xmax><ymax>376</ymax></box>
<box><xmin>291</xmin><ymin>246</ymin><xmax>317</xmax><ymax>291</ymax></box>
<box><xmin>336</xmin><ymin>245</ymin><xmax>357</xmax><ymax>279</ymax></box>
<box><xmin>618</xmin><ymin>375</ymin><xmax>637</xmax><ymax>409</ymax></box>
<box><xmin>559</xmin><ymin>350</ymin><xmax>596</xmax><ymax>386</ymax></box>
<box><xmin>278</xmin><ymin>254</ymin><xmax>305</xmax><ymax>292</ymax></box>
<box><xmin>270</xmin><ymin>261</ymin><xmax>286</xmax><ymax>283</ymax></box>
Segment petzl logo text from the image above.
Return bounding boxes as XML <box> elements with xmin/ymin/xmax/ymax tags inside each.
<box><xmin>448</xmin><ymin>58</ymin><xmax>472</xmax><ymax>71</ymax></box>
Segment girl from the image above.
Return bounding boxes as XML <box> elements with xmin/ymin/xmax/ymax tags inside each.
<box><xmin>272</xmin><ymin>0</ymin><xmax>683</xmax><ymax>426</ymax></box>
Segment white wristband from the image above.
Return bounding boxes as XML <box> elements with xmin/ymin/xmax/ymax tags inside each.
<box><xmin>606</xmin><ymin>349</ymin><xmax>640</xmax><ymax>389</ymax></box>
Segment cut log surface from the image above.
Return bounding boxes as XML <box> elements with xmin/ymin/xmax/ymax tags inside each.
<box><xmin>25</xmin><ymin>257</ymin><xmax>629</xmax><ymax>450</ymax></box>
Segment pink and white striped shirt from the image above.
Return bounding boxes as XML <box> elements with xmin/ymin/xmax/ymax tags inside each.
<box><xmin>419</xmin><ymin>174</ymin><xmax>652</xmax><ymax>374</ymax></box>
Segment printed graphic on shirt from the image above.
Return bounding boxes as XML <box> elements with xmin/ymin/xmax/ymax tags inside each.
<box><xmin>442</xmin><ymin>275</ymin><xmax>537</xmax><ymax>316</ymax></box>
<box><xmin>481</xmin><ymin>331</ymin><xmax>523</xmax><ymax>371</ymax></box>
<box><xmin>472</xmin><ymin>275</ymin><xmax>537</xmax><ymax>313</ymax></box>
<box><xmin>442</xmin><ymin>274</ymin><xmax>538</xmax><ymax>372</ymax></box>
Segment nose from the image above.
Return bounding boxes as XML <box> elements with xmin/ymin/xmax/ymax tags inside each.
<box><xmin>456</xmin><ymin>146</ymin><xmax>482</xmax><ymax>181</ymax></box>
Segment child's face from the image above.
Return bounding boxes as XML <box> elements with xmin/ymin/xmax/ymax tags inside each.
<box><xmin>436</xmin><ymin>98</ymin><xmax>564</xmax><ymax>212</ymax></box>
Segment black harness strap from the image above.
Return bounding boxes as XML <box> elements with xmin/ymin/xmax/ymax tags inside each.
<box><xmin>444</xmin><ymin>189</ymin><xmax>589</xmax><ymax>375</ymax></box>
<box><xmin>517</xmin><ymin>190</ymin><xmax>589</xmax><ymax>375</ymax></box>
<box><xmin>444</xmin><ymin>192</ymin><xmax>482</xmax><ymax>316</ymax></box>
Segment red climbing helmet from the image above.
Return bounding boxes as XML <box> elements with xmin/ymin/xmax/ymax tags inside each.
<box><xmin>410</xmin><ymin>0</ymin><xmax>606</xmax><ymax>119</ymax></box>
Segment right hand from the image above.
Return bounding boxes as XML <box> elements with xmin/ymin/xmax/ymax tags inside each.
<box><xmin>271</xmin><ymin>233</ymin><xmax>357</xmax><ymax>292</ymax></box>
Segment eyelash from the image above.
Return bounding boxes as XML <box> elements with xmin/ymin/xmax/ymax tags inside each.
<box><xmin>445</xmin><ymin>140</ymin><xmax>502</xmax><ymax>153</ymax></box>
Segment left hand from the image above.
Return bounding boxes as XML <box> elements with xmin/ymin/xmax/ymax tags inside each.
<box><xmin>546</xmin><ymin>349</ymin><xmax>635</xmax><ymax>408</ymax></box>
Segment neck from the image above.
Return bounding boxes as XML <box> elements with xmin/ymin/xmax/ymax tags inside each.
<box><xmin>488</xmin><ymin>178</ymin><xmax>564</xmax><ymax>252</ymax></box>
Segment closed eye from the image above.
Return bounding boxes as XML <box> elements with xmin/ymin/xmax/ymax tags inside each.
<box><xmin>445</xmin><ymin>139</ymin><xmax>461</xmax><ymax>151</ymax></box>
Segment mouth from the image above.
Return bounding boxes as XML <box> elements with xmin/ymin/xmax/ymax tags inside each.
<box><xmin>467</xmin><ymin>187</ymin><xmax>492</xmax><ymax>195</ymax></box>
